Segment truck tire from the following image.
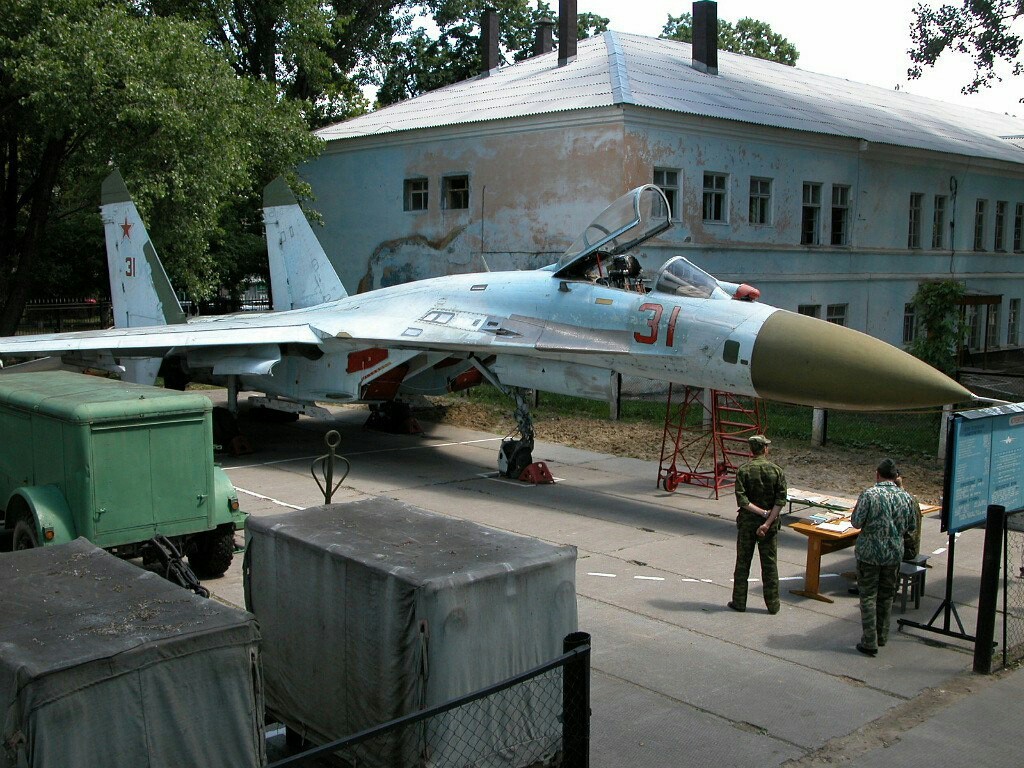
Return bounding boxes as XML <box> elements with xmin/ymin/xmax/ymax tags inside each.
<box><xmin>12</xmin><ymin>518</ymin><xmax>39</xmax><ymax>550</ymax></box>
<box><xmin>189</xmin><ymin>529</ymin><xmax>235</xmax><ymax>577</ymax></box>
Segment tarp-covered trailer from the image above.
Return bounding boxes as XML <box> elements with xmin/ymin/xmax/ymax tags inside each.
<box><xmin>244</xmin><ymin>499</ymin><xmax>578</xmax><ymax>767</ymax></box>
<box><xmin>0</xmin><ymin>539</ymin><xmax>265</xmax><ymax>768</ymax></box>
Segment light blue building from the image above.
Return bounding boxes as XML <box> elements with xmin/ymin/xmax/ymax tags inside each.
<box><xmin>304</xmin><ymin>27</ymin><xmax>1024</xmax><ymax>352</ymax></box>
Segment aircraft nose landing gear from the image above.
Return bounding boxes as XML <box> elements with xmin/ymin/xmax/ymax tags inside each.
<box><xmin>498</xmin><ymin>389</ymin><xmax>535</xmax><ymax>479</ymax></box>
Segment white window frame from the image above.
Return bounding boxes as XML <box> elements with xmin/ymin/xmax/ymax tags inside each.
<box><xmin>749</xmin><ymin>177</ymin><xmax>772</xmax><ymax>226</ymax></box>
<box><xmin>974</xmin><ymin>199</ymin><xmax>988</xmax><ymax>251</ymax></box>
<box><xmin>932</xmin><ymin>195</ymin><xmax>947</xmax><ymax>249</ymax></box>
<box><xmin>830</xmin><ymin>185</ymin><xmax>850</xmax><ymax>246</ymax></box>
<box><xmin>702</xmin><ymin>172</ymin><xmax>728</xmax><ymax>223</ymax></box>
<box><xmin>995</xmin><ymin>201</ymin><xmax>1008</xmax><ymax>251</ymax></box>
<box><xmin>908</xmin><ymin>193</ymin><xmax>923</xmax><ymax>249</ymax></box>
<box><xmin>1008</xmin><ymin>298</ymin><xmax>1020</xmax><ymax>346</ymax></box>
<box><xmin>403</xmin><ymin>177</ymin><xmax>428</xmax><ymax>212</ymax></box>
<box><xmin>801</xmin><ymin>183</ymin><xmax>821</xmax><ymax>245</ymax></box>
<box><xmin>903</xmin><ymin>303</ymin><xmax>917</xmax><ymax>345</ymax></box>
<box><xmin>442</xmin><ymin>174</ymin><xmax>470</xmax><ymax>210</ymax></box>
<box><xmin>797</xmin><ymin>304</ymin><xmax>821</xmax><ymax>318</ymax></box>
<box><xmin>826</xmin><ymin>303</ymin><xmax>848</xmax><ymax>326</ymax></box>
<box><xmin>654</xmin><ymin>168</ymin><xmax>680</xmax><ymax>220</ymax></box>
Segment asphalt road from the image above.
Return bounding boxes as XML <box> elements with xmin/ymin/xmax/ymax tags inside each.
<box><xmin>205</xmin><ymin>395</ymin><xmax>1022</xmax><ymax>767</ymax></box>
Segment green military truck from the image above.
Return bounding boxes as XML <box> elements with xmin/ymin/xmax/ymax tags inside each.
<box><xmin>0</xmin><ymin>371</ymin><xmax>245</xmax><ymax>576</ymax></box>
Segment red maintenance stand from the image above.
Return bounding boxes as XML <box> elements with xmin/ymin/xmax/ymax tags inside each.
<box><xmin>657</xmin><ymin>386</ymin><xmax>767</xmax><ymax>500</ymax></box>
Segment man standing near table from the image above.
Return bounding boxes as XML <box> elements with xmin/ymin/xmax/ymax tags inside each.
<box><xmin>729</xmin><ymin>435</ymin><xmax>788</xmax><ymax>614</ymax></box>
<box><xmin>851</xmin><ymin>458</ymin><xmax>918</xmax><ymax>656</ymax></box>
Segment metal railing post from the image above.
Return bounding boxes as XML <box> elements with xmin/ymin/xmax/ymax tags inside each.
<box><xmin>973</xmin><ymin>504</ymin><xmax>1005</xmax><ymax>674</ymax></box>
<box><xmin>562</xmin><ymin>631</ymin><xmax>591</xmax><ymax>768</ymax></box>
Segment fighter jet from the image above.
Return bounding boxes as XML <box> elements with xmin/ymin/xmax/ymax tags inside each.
<box><xmin>0</xmin><ymin>171</ymin><xmax>975</xmax><ymax>475</ymax></box>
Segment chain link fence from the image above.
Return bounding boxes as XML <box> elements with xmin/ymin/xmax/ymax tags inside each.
<box><xmin>1002</xmin><ymin>512</ymin><xmax>1024</xmax><ymax>668</ymax></box>
<box><xmin>268</xmin><ymin>633</ymin><xmax>591</xmax><ymax>768</ymax></box>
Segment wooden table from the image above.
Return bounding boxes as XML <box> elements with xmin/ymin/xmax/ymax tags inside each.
<box><xmin>788</xmin><ymin>520</ymin><xmax>860</xmax><ymax>603</ymax></box>
<box><xmin>788</xmin><ymin>502</ymin><xmax>941</xmax><ymax>603</ymax></box>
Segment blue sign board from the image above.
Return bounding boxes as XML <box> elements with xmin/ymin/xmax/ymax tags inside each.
<box><xmin>944</xmin><ymin>402</ymin><xmax>1024</xmax><ymax>532</ymax></box>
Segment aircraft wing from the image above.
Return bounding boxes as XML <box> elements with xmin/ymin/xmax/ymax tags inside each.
<box><xmin>0</xmin><ymin>317</ymin><xmax>328</xmax><ymax>357</ymax></box>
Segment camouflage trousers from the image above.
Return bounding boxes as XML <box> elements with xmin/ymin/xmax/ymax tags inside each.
<box><xmin>856</xmin><ymin>560</ymin><xmax>899</xmax><ymax>650</ymax></box>
<box><xmin>731</xmin><ymin>510</ymin><xmax>780</xmax><ymax>612</ymax></box>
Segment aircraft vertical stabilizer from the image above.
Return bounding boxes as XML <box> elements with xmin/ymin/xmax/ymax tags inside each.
<box><xmin>263</xmin><ymin>177</ymin><xmax>347</xmax><ymax>310</ymax></box>
<box><xmin>101</xmin><ymin>170</ymin><xmax>186</xmax><ymax>384</ymax></box>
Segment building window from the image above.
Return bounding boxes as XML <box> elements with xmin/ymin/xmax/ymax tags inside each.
<box><xmin>1008</xmin><ymin>298</ymin><xmax>1020</xmax><ymax>346</ymax></box>
<box><xmin>403</xmin><ymin>178</ymin><xmax>428</xmax><ymax>211</ymax></box>
<box><xmin>966</xmin><ymin>306</ymin><xmax>981</xmax><ymax>350</ymax></box>
<box><xmin>986</xmin><ymin>303</ymin><xmax>1001</xmax><ymax>348</ymax></box>
<box><xmin>826</xmin><ymin>303</ymin><xmax>848</xmax><ymax>326</ymax></box>
<box><xmin>797</xmin><ymin>304</ymin><xmax>821</xmax><ymax>318</ymax></box>
<box><xmin>442</xmin><ymin>175</ymin><xmax>469</xmax><ymax>210</ymax></box>
<box><xmin>801</xmin><ymin>183</ymin><xmax>821</xmax><ymax>245</ymax></box>
<box><xmin>995</xmin><ymin>201</ymin><xmax>1008</xmax><ymax>251</ymax></box>
<box><xmin>1014</xmin><ymin>203</ymin><xmax>1023</xmax><ymax>252</ymax></box>
<box><xmin>831</xmin><ymin>185</ymin><xmax>850</xmax><ymax>245</ymax></box>
<box><xmin>974</xmin><ymin>199</ymin><xmax>988</xmax><ymax>250</ymax></box>
<box><xmin>702</xmin><ymin>172</ymin><xmax>728</xmax><ymax>222</ymax></box>
<box><xmin>749</xmin><ymin>177</ymin><xmax>772</xmax><ymax>225</ymax></box>
<box><xmin>654</xmin><ymin>168</ymin><xmax>680</xmax><ymax>219</ymax></box>
<box><xmin>932</xmin><ymin>195</ymin><xmax>947</xmax><ymax>249</ymax></box>
<box><xmin>908</xmin><ymin>193</ymin><xmax>923</xmax><ymax>249</ymax></box>
<box><xmin>903</xmin><ymin>303</ymin><xmax>917</xmax><ymax>345</ymax></box>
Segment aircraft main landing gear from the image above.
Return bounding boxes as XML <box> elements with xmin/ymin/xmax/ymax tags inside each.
<box><xmin>497</xmin><ymin>389</ymin><xmax>535</xmax><ymax>479</ymax></box>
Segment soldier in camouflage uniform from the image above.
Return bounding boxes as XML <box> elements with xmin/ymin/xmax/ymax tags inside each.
<box><xmin>851</xmin><ymin>458</ymin><xmax>918</xmax><ymax>656</ymax></box>
<box><xmin>729</xmin><ymin>435</ymin><xmax>788</xmax><ymax>614</ymax></box>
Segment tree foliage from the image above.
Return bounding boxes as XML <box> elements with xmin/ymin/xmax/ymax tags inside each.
<box><xmin>375</xmin><ymin>1</ymin><xmax>609</xmax><ymax>106</ymax></box>
<box><xmin>660</xmin><ymin>12</ymin><xmax>799</xmax><ymax>66</ymax></box>
<box><xmin>908</xmin><ymin>0</ymin><xmax>1023</xmax><ymax>96</ymax></box>
<box><xmin>908</xmin><ymin>280</ymin><xmax>967</xmax><ymax>375</ymax></box>
<box><xmin>0</xmin><ymin>0</ymin><xmax>319</xmax><ymax>333</ymax></box>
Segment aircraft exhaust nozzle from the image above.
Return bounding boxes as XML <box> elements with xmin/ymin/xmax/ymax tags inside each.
<box><xmin>749</xmin><ymin>310</ymin><xmax>975</xmax><ymax>410</ymax></box>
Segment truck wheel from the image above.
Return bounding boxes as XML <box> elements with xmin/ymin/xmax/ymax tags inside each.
<box><xmin>12</xmin><ymin>518</ymin><xmax>39</xmax><ymax>550</ymax></box>
<box><xmin>189</xmin><ymin>529</ymin><xmax>235</xmax><ymax>577</ymax></box>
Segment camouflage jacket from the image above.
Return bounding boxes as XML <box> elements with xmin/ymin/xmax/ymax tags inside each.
<box><xmin>852</xmin><ymin>481</ymin><xmax>918</xmax><ymax>565</ymax></box>
<box><xmin>735</xmin><ymin>457</ymin><xmax>788</xmax><ymax>512</ymax></box>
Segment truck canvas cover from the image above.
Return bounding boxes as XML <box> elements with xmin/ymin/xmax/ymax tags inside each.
<box><xmin>0</xmin><ymin>539</ymin><xmax>264</xmax><ymax>768</ymax></box>
<box><xmin>245</xmin><ymin>498</ymin><xmax>578</xmax><ymax>767</ymax></box>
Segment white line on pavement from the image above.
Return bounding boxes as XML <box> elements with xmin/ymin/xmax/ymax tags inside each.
<box><xmin>634</xmin><ymin>576</ymin><xmax>666</xmax><ymax>581</ymax></box>
<box><xmin>234</xmin><ymin>487</ymin><xmax>304</xmax><ymax>510</ymax></box>
<box><xmin>587</xmin><ymin>572</ymin><xmax>617</xmax><ymax>578</ymax></box>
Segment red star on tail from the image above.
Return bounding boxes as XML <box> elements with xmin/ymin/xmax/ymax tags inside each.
<box><xmin>121</xmin><ymin>217</ymin><xmax>132</xmax><ymax>239</ymax></box>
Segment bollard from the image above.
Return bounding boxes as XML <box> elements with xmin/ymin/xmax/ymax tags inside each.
<box><xmin>973</xmin><ymin>505</ymin><xmax>1005</xmax><ymax>674</ymax></box>
<box><xmin>562</xmin><ymin>631</ymin><xmax>591</xmax><ymax>768</ymax></box>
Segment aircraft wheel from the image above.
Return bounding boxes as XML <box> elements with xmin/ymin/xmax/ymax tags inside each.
<box><xmin>663</xmin><ymin>473</ymin><xmax>679</xmax><ymax>493</ymax></box>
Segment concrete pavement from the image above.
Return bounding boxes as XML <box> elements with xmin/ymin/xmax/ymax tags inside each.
<box><xmin>206</xmin><ymin>396</ymin><xmax>1022</xmax><ymax>767</ymax></box>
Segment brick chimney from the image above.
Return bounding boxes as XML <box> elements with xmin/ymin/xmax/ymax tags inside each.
<box><xmin>692</xmin><ymin>0</ymin><xmax>718</xmax><ymax>75</ymax></box>
<box><xmin>533</xmin><ymin>19</ymin><xmax>555</xmax><ymax>57</ymax></box>
<box><xmin>558</xmin><ymin>0</ymin><xmax>577</xmax><ymax>66</ymax></box>
<box><xmin>481</xmin><ymin>7</ymin><xmax>499</xmax><ymax>74</ymax></box>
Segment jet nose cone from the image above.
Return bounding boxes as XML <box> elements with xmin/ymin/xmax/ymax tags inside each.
<box><xmin>749</xmin><ymin>311</ymin><xmax>974</xmax><ymax>410</ymax></box>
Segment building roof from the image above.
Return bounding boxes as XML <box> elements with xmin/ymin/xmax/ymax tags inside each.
<box><xmin>316</xmin><ymin>31</ymin><xmax>1024</xmax><ymax>165</ymax></box>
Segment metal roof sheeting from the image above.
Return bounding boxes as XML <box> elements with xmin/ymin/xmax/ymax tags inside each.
<box><xmin>316</xmin><ymin>31</ymin><xmax>1024</xmax><ymax>165</ymax></box>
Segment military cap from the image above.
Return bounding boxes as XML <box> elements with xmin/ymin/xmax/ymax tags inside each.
<box><xmin>748</xmin><ymin>435</ymin><xmax>771</xmax><ymax>448</ymax></box>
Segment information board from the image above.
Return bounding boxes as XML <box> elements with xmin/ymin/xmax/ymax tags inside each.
<box><xmin>943</xmin><ymin>402</ymin><xmax>1024</xmax><ymax>532</ymax></box>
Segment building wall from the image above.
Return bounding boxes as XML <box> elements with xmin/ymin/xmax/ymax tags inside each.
<box><xmin>302</xmin><ymin>109</ymin><xmax>627</xmax><ymax>294</ymax></box>
<box><xmin>303</xmin><ymin>105</ymin><xmax>1024</xmax><ymax>349</ymax></box>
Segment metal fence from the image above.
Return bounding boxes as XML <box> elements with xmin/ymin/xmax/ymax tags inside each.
<box><xmin>1002</xmin><ymin>512</ymin><xmax>1024</xmax><ymax>668</ymax></box>
<box><xmin>268</xmin><ymin>632</ymin><xmax>591</xmax><ymax>768</ymax></box>
<box><xmin>14</xmin><ymin>299</ymin><xmax>111</xmax><ymax>335</ymax></box>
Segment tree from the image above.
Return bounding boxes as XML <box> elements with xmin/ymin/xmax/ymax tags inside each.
<box><xmin>908</xmin><ymin>280</ymin><xmax>966</xmax><ymax>376</ymax></box>
<box><xmin>145</xmin><ymin>0</ymin><xmax>414</xmax><ymax>127</ymax></box>
<box><xmin>660</xmin><ymin>12</ymin><xmax>799</xmax><ymax>66</ymax></box>
<box><xmin>375</xmin><ymin>1</ymin><xmax>609</xmax><ymax>106</ymax></box>
<box><xmin>0</xmin><ymin>0</ymin><xmax>319</xmax><ymax>333</ymax></box>
<box><xmin>908</xmin><ymin>0</ymin><xmax>1023</xmax><ymax>96</ymax></box>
